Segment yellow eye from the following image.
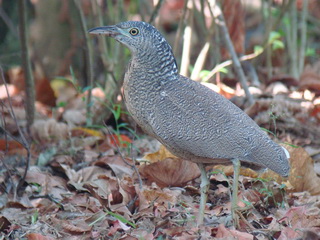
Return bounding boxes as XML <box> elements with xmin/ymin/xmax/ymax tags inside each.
<box><xmin>129</xmin><ymin>28</ymin><xmax>139</xmax><ymax>36</ymax></box>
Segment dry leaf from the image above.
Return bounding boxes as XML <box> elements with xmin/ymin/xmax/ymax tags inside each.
<box><xmin>139</xmin><ymin>157</ymin><xmax>200</xmax><ymax>187</ymax></box>
<box><xmin>141</xmin><ymin>145</ymin><xmax>200</xmax><ymax>187</ymax></box>
<box><xmin>63</xmin><ymin>109</ymin><xmax>86</xmax><ymax>126</ymax></box>
<box><xmin>283</xmin><ymin>146</ymin><xmax>320</xmax><ymax>195</ymax></box>
<box><xmin>94</xmin><ymin>155</ymin><xmax>135</xmax><ymax>179</ymax></box>
<box><xmin>0</xmin><ymin>84</ymin><xmax>19</xmax><ymax>99</ymax></box>
<box><xmin>136</xmin><ymin>184</ymin><xmax>182</xmax><ymax>212</ymax></box>
<box><xmin>216</xmin><ymin>224</ymin><xmax>254</xmax><ymax>239</ymax></box>
<box><xmin>143</xmin><ymin>145</ymin><xmax>176</xmax><ymax>163</ymax></box>
<box><xmin>26</xmin><ymin>233</ymin><xmax>55</xmax><ymax>240</ymax></box>
<box><xmin>31</xmin><ymin>118</ymin><xmax>69</xmax><ymax>143</ymax></box>
<box><xmin>71</xmin><ymin>127</ymin><xmax>104</xmax><ymax>138</ymax></box>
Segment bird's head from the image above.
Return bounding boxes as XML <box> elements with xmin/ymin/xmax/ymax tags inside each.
<box><xmin>89</xmin><ymin>21</ymin><xmax>177</xmax><ymax>66</ymax></box>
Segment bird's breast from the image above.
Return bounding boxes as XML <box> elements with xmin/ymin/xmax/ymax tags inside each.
<box><xmin>123</xmin><ymin>67</ymin><xmax>164</xmax><ymax>136</ymax></box>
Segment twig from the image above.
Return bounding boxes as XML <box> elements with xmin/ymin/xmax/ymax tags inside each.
<box><xmin>103</xmin><ymin>123</ymin><xmax>143</xmax><ymax>189</ymax></box>
<box><xmin>74</xmin><ymin>0</ymin><xmax>94</xmax><ymax>126</ymax></box>
<box><xmin>290</xmin><ymin>0</ymin><xmax>298</xmax><ymax>78</ymax></box>
<box><xmin>203</xmin><ymin>48</ymin><xmax>265</xmax><ymax>83</ymax></box>
<box><xmin>18</xmin><ymin>0</ymin><xmax>35</xmax><ymax>129</ymax></box>
<box><xmin>206</xmin><ymin>0</ymin><xmax>221</xmax><ymax>77</ymax></box>
<box><xmin>130</xmin><ymin>123</ymin><xmax>143</xmax><ymax>189</ymax></box>
<box><xmin>92</xmin><ymin>0</ymin><xmax>109</xmax><ymax>67</ymax></box>
<box><xmin>0</xmin><ymin>7</ymin><xmax>18</xmax><ymax>37</ymax></box>
<box><xmin>149</xmin><ymin>0</ymin><xmax>165</xmax><ymax>24</ymax></box>
<box><xmin>210</xmin><ymin>3</ymin><xmax>254</xmax><ymax>105</ymax></box>
<box><xmin>207</xmin><ymin>44</ymin><xmax>270</xmax><ymax>82</ymax></box>
<box><xmin>29</xmin><ymin>194</ymin><xmax>64</xmax><ymax>210</ymax></box>
<box><xmin>0</xmin><ymin>105</ymin><xmax>14</xmax><ymax>193</ymax></box>
<box><xmin>0</xmin><ymin>66</ymin><xmax>31</xmax><ymax>197</ymax></box>
<box><xmin>266</xmin><ymin>0</ymin><xmax>273</xmax><ymax>80</ymax></box>
<box><xmin>173</xmin><ymin>0</ymin><xmax>189</xmax><ymax>57</ymax></box>
<box><xmin>298</xmin><ymin>0</ymin><xmax>308</xmax><ymax>75</ymax></box>
<box><xmin>190</xmin><ymin>1</ymin><xmax>217</xmax><ymax>82</ymax></box>
<box><xmin>180</xmin><ymin>1</ymin><xmax>194</xmax><ymax>77</ymax></box>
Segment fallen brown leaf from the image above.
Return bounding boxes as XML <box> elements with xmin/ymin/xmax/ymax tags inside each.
<box><xmin>31</xmin><ymin>119</ymin><xmax>69</xmax><ymax>143</ymax></box>
<box><xmin>140</xmin><ymin>157</ymin><xmax>200</xmax><ymax>187</ymax></box>
<box><xmin>26</xmin><ymin>233</ymin><xmax>55</xmax><ymax>240</ymax></box>
<box><xmin>216</xmin><ymin>224</ymin><xmax>254</xmax><ymax>239</ymax></box>
<box><xmin>140</xmin><ymin>145</ymin><xmax>200</xmax><ymax>187</ymax></box>
<box><xmin>136</xmin><ymin>184</ymin><xmax>182</xmax><ymax>212</ymax></box>
<box><xmin>255</xmin><ymin>145</ymin><xmax>320</xmax><ymax>195</ymax></box>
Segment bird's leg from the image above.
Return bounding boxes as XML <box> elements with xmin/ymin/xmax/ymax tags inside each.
<box><xmin>231</xmin><ymin>158</ymin><xmax>241</xmax><ymax>227</ymax></box>
<box><xmin>197</xmin><ymin>163</ymin><xmax>210</xmax><ymax>226</ymax></box>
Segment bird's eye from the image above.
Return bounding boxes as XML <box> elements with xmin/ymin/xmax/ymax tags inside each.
<box><xmin>129</xmin><ymin>28</ymin><xmax>139</xmax><ymax>36</ymax></box>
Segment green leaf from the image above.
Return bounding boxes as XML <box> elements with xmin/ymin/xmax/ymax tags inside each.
<box><xmin>117</xmin><ymin>123</ymin><xmax>128</xmax><ymax>128</ymax></box>
<box><xmin>283</xmin><ymin>142</ymin><xmax>299</xmax><ymax>148</ymax></box>
<box><xmin>105</xmin><ymin>210</ymin><xmax>136</xmax><ymax>228</ymax></box>
<box><xmin>31</xmin><ymin>210</ymin><xmax>39</xmax><ymax>224</ymax></box>
<box><xmin>306</xmin><ymin>47</ymin><xmax>316</xmax><ymax>57</ymax></box>
<box><xmin>82</xmin><ymin>85</ymin><xmax>93</xmax><ymax>93</ymax></box>
<box><xmin>114</xmin><ymin>104</ymin><xmax>122</xmax><ymax>120</ymax></box>
<box><xmin>69</xmin><ymin>66</ymin><xmax>77</xmax><ymax>84</ymax></box>
<box><xmin>272</xmin><ymin>39</ymin><xmax>285</xmax><ymax>50</ymax></box>
<box><xmin>268</xmin><ymin>31</ymin><xmax>281</xmax><ymax>44</ymax></box>
<box><xmin>218</xmin><ymin>67</ymin><xmax>228</xmax><ymax>74</ymax></box>
<box><xmin>254</xmin><ymin>45</ymin><xmax>264</xmax><ymax>55</ymax></box>
<box><xmin>57</xmin><ymin>101</ymin><xmax>67</xmax><ymax>107</ymax></box>
<box><xmin>282</xmin><ymin>16</ymin><xmax>290</xmax><ymax>26</ymax></box>
<box><xmin>260</xmin><ymin>127</ymin><xmax>276</xmax><ymax>137</ymax></box>
<box><xmin>29</xmin><ymin>183</ymin><xmax>42</xmax><ymax>193</ymax></box>
<box><xmin>241</xmin><ymin>200</ymin><xmax>253</xmax><ymax>207</ymax></box>
<box><xmin>199</xmin><ymin>70</ymin><xmax>211</xmax><ymax>79</ymax></box>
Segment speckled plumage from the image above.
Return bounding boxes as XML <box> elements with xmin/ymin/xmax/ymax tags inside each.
<box><xmin>90</xmin><ymin>21</ymin><xmax>290</xmax><ymax>177</ymax></box>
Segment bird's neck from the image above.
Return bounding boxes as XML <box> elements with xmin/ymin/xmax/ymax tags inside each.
<box><xmin>131</xmin><ymin>51</ymin><xmax>179</xmax><ymax>78</ymax></box>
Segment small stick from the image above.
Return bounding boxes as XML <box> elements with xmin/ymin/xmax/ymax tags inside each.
<box><xmin>103</xmin><ymin>123</ymin><xmax>143</xmax><ymax>189</ymax></box>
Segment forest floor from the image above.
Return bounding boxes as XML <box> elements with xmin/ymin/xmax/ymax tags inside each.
<box><xmin>1</xmin><ymin>65</ymin><xmax>320</xmax><ymax>239</ymax></box>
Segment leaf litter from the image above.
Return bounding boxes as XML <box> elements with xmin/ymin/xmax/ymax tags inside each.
<box><xmin>2</xmin><ymin>64</ymin><xmax>320</xmax><ymax>239</ymax></box>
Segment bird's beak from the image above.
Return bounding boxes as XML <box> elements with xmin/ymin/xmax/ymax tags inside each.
<box><xmin>88</xmin><ymin>26</ymin><xmax>121</xmax><ymax>37</ymax></box>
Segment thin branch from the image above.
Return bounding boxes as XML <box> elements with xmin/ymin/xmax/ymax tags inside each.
<box><xmin>298</xmin><ymin>0</ymin><xmax>308</xmax><ymax>75</ymax></box>
<box><xmin>180</xmin><ymin>1</ymin><xmax>194</xmax><ymax>77</ymax></box>
<box><xmin>203</xmin><ymin>51</ymin><xmax>263</xmax><ymax>82</ymax></box>
<box><xmin>18</xmin><ymin>0</ymin><xmax>35</xmax><ymax>129</ymax></box>
<box><xmin>212</xmin><ymin>3</ymin><xmax>254</xmax><ymax>105</ymax></box>
<box><xmin>289</xmin><ymin>0</ymin><xmax>298</xmax><ymax>78</ymax></box>
<box><xmin>149</xmin><ymin>0</ymin><xmax>165</xmax><ymax>24</ymax></box>
<box><xmin>0</xmin><ymin>66</ymin><xmax>31</xmax><ymax>196</ymax></box>
<box><xmin>104</xmin><ymin>123</ymin><xmax>143</xmax><ymax>189</ymax></box>
<box><xmin>74</xmin><ymin>0</ymin><xmax>94</xmax><ymax>126</ymax></box>
<box><xmin>173</xmin><ymin>0</ymin><xmax>189</xmax><ymax>57</ymax></box>
<box><xmin>266</xmin><ymin>0</ymin><xmax>273</xmax><ymax>80</ymax></box>
<box><xmin>129</xmin><ymin>123</ymin><xmax>143</xmax><ymax>189</ymax></box>
<box><xmin>0</xmin><ymin>7</ymin><xmax>18</xmax><ymax>37</ymax></box>
<box><xmin>92</xmin><ymin>0</ymin><xmax>109</xmax><ymax>67</ymax></box>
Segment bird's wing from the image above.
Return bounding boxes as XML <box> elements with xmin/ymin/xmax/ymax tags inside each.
<box><xmin>150</xmin><ymin>75</ymin><xmax>267</xmax><ymax>162</ymax></box>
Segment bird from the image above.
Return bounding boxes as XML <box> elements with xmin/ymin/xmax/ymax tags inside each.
<box><xmin>89</xmin><ymin>21</ymin><xmax>290</xmax><ymax>226</ymax></box>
